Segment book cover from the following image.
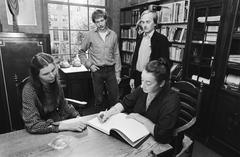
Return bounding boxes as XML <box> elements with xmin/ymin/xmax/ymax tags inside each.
<box><xmin>87</xmin><ymin>113</ymin><xmax>150</xmax><ymax>147</ymax></box>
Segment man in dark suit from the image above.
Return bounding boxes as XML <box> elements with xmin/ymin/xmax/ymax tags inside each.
<box><xmin>130</xmin><ymin>10</ymin><xmax>171</xmax><ymax>89</ymax></box>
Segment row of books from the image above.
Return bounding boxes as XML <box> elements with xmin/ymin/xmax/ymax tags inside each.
<box><xmin>160</xmin><ymin>26</ymin><xmax>187</xmax><ymax>43</ymax></box>
<box><xmin>122</xmin><ymin>41</ymin><xmax>136</xmax><ymax>52</ymax></box>
<box><xmin>197</xmin><ymin>15</ymin><xmax>221</xmax><ymax>23</ymax></box>
<box><xmin>120</xmin><ymin>8</ymin><xmax>140</xmax><ymax>25</ymax></box>
<box><xmin>169</xmin><ymin>46</ymin><xmax>184</xmax><ymax>62</ymax></box>
<box><xmin>224</xmin><ymin>74</ymin><xmax>240</xmax><ymax>91</ymax></box>
<box><xmin>157</xmin><ymin>0</ymin><xmax>189</xmax><ymax>23</ymax></box>
<box><xmin>120</xmin><ymin>27</ymin><xmax>137</xmax><ymax>39</ymax></box>
<box><xmin>192</xmin><ymin>75</ymin><xmax>210</xmax><ymax>85</ymax></box>
<box><xmin>205</xmin><ymin>33</ymin><xmax>217</xmax><ymax>42</ymax></box>
<box><xmin>120</xmin><ymin>0</ymin><xmax>189</xmax><ymax>25</ymax></box>
<box><xmin>122</xmin><ymin>53</ymin><xmax>133</xmax><ymax>65</ymax></box>
<box><xmin>228</xmin><ymin>54</ymin><xmax>240</xmax><ymax>63</ymax></box>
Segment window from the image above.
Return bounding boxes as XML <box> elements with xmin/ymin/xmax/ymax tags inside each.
<box><xmin>63</xmin><ymin>28</ymin><xmax>68</xmax><ymax>41</ymax></box>
<box><xmin>48</xmin><ymin>0</ymin><xmax>106</xmax><ymax>61</ymax></box>
<box><xmin>53</xmin><ymin>27</ymin><xmax>59</xmax><ymax>41</ymax></box>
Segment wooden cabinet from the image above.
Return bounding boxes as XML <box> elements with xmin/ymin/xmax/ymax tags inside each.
<box><xmin>183</xmin><ymin>0</ymin><xmax>240</xmax><ymax>156</ymax></box>
<box><xmin>210</xmin><ymin>90</ymin><xmax>240</xmax><ymax>157</ymax></box>
<box><xmin>59</xmin><ymin>67</ymin><xmax>93</xmax><ymax>104</ymax></box>
<box><xmin>0</xmin><ymin>33</ymin><xmax>50</xmax><ymax>133</ymax></box>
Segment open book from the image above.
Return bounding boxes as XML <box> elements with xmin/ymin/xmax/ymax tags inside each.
<box><xmin>87</xmin><ymin>113</ymin><xmax>150</xmax><ymax>147</ymax></box>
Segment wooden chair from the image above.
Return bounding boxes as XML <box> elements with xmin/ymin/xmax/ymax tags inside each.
<box><xmin>14</xmin><ymin>76</ymin><xmax>87</xmax><ymax>118</ymax></box>
<box><xmin>171</xmin><ymin>80</ymin><xmax>203</xmax><ymax>157</ymax></box>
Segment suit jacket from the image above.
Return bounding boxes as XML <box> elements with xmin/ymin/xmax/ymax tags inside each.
<box><xmin>130</xmin><ymin>31</ymin><xmax>170</xmax><ymax>79</ymax></box>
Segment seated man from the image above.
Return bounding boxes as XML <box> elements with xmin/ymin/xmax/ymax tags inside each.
<box><xmin>97</xmin><ymin>58</ymin><xmax>180</xmax><ymax>144</ymax></box>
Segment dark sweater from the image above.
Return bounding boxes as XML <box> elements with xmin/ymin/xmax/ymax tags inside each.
<box><xmin>121</xmin><ymin>84</ymin><xmax>180</xmax><ymax>143</ymax></box>
<box><xmin>130</xmin><ymin>31</ymin><xmax>170</xmax><ymax>79</ymax></box>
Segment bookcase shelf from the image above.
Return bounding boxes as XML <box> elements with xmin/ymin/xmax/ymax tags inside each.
<box><xmin>157</xmin><ymin>22</ymin><xmax>188</xmax><ymax>26</ymax></box>
<box><xmin>183</xmin><ymin>0</ymin><xmax>240</xmax><ymax>156</ymax></box>
<box><xmin>119</xmin><ymin>0</ymin><xmax>190</xmax><ymax>77</ymax></box>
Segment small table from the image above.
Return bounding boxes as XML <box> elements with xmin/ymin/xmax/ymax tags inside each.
<box><xmin>0</xmin><ymin>114</ymin><xmax>173</xmax><ymax>157</ymax></box>
<box><xmin>59</xmin><ymin>65</ymin><xmax>93</xmax><ymax>104</ymax></box>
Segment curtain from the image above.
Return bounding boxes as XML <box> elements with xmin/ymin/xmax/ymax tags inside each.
<box><xmin>7</xmin><ymin>0</ymin><xmax>19</xmax><ymax>32</ymax></box>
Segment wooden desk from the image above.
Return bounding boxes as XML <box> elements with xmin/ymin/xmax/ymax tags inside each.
<box><xmin>0</xmin><ymin>114</ymin><xmax>172</xmax><ymax>157</ymax></box>
<box><xmin>59</xmin><ymin>66</ymin><xmax>93</xmax><ymax>104</ymax></box>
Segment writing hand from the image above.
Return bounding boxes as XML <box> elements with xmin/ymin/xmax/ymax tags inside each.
<box><xmin>97</xmin><ymin>110</ymin><xmax>110</xmax><ymax>123</ymax></box>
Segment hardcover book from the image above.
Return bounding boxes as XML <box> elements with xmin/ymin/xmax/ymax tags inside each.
<box><xmin>87</xmin><ymin>113</ymin><xmax>150</xmax><ymax>147</ymax></box>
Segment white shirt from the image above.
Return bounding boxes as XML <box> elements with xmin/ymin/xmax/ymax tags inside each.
<box><xmin>98</xmin><ymin>31</ymin><xmax>108</xmax><ymax>42</ymax></box>
<box><xmin>136</xmin><ymin>30</ymin><xmax>154</xmax><ymax>72</ymax></box>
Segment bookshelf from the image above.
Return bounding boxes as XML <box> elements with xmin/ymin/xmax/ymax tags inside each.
<box><xmin>157</xmin><ymin>0</ymin><xmax>189</xmax><ymax>66</ymax></box>
<box><xmin>183</xmin><ymin>0</ymin><xmax>240</xmax><ymax>156</ymax></box>
<box><xmin>183</xmin><ymin>4</ymin><xmax>221</xmax><ymax>85</ymax></box>
<box><xmin>119</xmin><ymin>0</ymin><xmax>190</xmax><ymax>77</ymax></box>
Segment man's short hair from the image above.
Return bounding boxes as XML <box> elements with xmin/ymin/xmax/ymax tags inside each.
<box><xmin>140</xmin><ymin>10</ymin><xmax>158</xmax><ymax>24</ymax></box>
<box><xmin>92</xmin><ymin>9</ymin><xmax>108</xmax><ymax>23</ymax></box>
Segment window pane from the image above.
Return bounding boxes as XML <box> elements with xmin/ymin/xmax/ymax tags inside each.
<box><xmin>70</xmin><ymin>31</ymin><xmax>88</xmax><ymax>52</ymax></box>
<box><xmin>89</xmin><ymin>7</ymin><xmax>105</xmax><ymax>30</ymax></box>
<box><xmin>63</xmin><ymin>28</ymin><xmax>69</xmax><ymax>41</ymax></box>
<box><xmin>50</xmin><ymin>30</ymin><xmax>70</xmax><ymax>54</ymax></box>
<box><xmin>69</xmin><ymin>0</ymin><xmax>87</xmax><ymax>4</ymax></box>
<box><xmin>48</xmin><ymin>4</ymin><xmax>69</xmax><ymax>29</ymax></box>
<box><xmin>70</xmin><ymin>6</ymin><xmax>88</xmax><ymax>30</ymax></box>
<box><xmin>89</xmin><ymin>0</ymin><xmax>105</xmax><ymax>6</ymax></box>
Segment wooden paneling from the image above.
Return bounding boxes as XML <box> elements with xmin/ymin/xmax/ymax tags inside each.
<box><xmin>0</xmin><ymin>32</ymin><xmax>50</xmax><ymax>133</ymax></box>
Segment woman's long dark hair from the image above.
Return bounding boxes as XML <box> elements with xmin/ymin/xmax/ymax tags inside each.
<box><xmin>29</xmin><ymin>52</ymin><xmax>61</xmax><ymax>107</ymax></box>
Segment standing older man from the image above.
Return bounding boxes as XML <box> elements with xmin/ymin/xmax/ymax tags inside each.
<box><xmin>79</xmin><ymin>10</ymin><xmax>121</xmax><ymax>112</ymax></box>
<box><xmin>130</xmin><ymin>10</ymin><xmax>171</xmax><ymax>89</ymax></box>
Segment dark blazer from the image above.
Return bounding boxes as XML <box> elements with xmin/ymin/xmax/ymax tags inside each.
<box><xmin>130</xmin><ymin>31</ymin><xmax>170</xmax><ymax>79</ymax></box>
<box><xmin>121</xmin><ymin>84</ymin><xmax>180</xmax><ymax>143</ymax></box>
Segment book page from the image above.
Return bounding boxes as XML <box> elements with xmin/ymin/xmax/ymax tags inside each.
<box><xmin>87</xmin><ymin>113</ymin><xmax>150</xmax><ymax>143</ymax></box>
<box><xmin>112</xmin><ymin>114</ymin><xmax>149</xmax><ymax>143</ymax></box>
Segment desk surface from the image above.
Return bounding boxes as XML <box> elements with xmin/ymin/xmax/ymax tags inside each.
<box><xmin>0</xmin><ymin>114</ymin><xmax>172</xmax><ymax>157</ymax></box>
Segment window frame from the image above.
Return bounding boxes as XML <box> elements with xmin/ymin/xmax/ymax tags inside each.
<box><xmin>47</xmin><ymin>0</ymin><xmax>106</xmax><ymax>60</ymax></box>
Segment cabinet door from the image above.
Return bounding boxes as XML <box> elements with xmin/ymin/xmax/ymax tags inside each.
<box><xmin>0</xmin><ymin>33</ymin><xmax>50</xmax><ymax>132</ymax></box>
<box><xmin>212</xmin><ymin>90</ymin><xmax>240</xmax><ymax>153</ymax></box>
<box><xmin>184</xmin><ymin>3</ymin><xmax>222</xmax><ymax>85</ymax></box>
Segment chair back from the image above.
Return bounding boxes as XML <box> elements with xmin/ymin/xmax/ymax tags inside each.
<box><xmin>171</xmin><ymin>80</ymin><xmax>203</xmax><ymax>136</ymax></box>
<box><xmin>14</xmin><ymin>76</ymin><xmax>29</xmax><ymax>119</ymax></box>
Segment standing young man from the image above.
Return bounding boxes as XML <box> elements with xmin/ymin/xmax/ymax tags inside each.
<box><xmin>130</xmin><ymin>10</ymin><xmax>171</xmax><ymax>89</ymax></box>
<box><xmin>79</xmin><ymin>10</ymin><xmax>121</xmax><ymax>112</ymax></box>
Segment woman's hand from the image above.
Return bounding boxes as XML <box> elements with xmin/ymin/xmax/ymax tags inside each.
<box><xmin>127</xmin><ymin>113</ymin><xmax>155</xmax><ymax>134</ymax></box>
<box><xmin>97</xmin><ymin>110</ymin><xmax>112</xmax><ymax>123</ymax></box>
<box><xmin>59</xmin><ymin>121</ymin><xmax>87</xmax><ymax>132</ymax></box>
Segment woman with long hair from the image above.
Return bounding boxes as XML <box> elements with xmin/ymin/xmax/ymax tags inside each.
<box><xmin>22</xmin><ymin>52</ymin><xmax>86</xmax><ymax>134</ymax></box>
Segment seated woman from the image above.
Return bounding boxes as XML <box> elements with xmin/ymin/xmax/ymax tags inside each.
<box><xmin>98</xmin><ymin>58</ymin><xmax>180</xmax><ymax>144</ymax></box>
<box><xmin>22</xmin><ymin>52</ymin><xmax>86</xmax><ymax>134</ymax></box>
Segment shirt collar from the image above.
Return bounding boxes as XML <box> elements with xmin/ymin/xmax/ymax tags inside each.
<box><xmin>94</xmin><ymin>27</ymin><xmax>110</xmax><ymax>35</ymax></box>
<box><xmin>143</xmin><ymin>30</ymin><xmax>154</xmax><ymax>39</ymax></box>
